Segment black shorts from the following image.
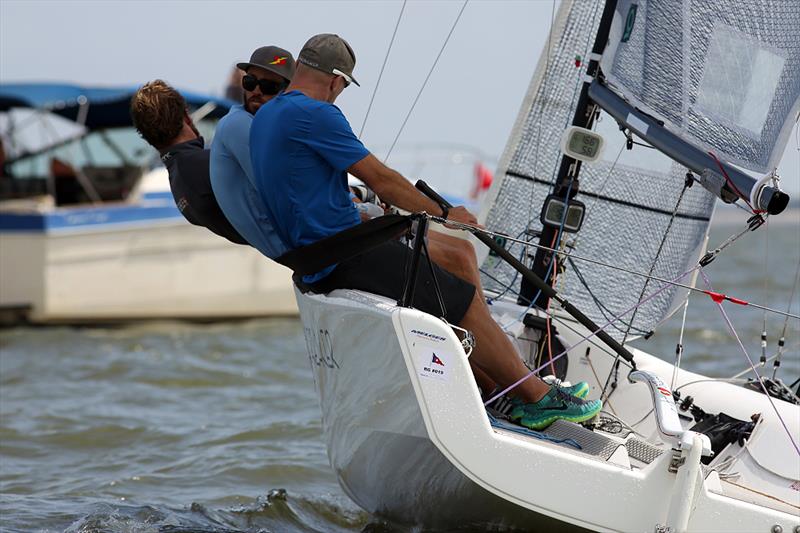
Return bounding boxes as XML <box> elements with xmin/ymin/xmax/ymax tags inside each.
<box><xmin>309</xmin><ymin>240</ymin><xmax>476</xmax><ymax>325</ymax></box>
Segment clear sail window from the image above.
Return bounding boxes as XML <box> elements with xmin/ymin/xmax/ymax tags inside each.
<box><xmin>694</xmin><ymin>24</ymin><xmax>786</xmax><ymax>137</ymax></box>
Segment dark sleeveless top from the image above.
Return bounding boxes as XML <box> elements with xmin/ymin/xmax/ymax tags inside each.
<box><xmin>161</xmin><ymin>137</ymin><xmax>247</xmax><ymax>245</ymax></box>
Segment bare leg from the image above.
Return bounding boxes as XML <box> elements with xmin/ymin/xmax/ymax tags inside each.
<box><xmin>427</xmin><ymin>233</ymin><xmax>549</xmax><ymax>403</ymax></box>
<box><xmin>459</xmin><ymin>291</ymin><xmax>549</xmax><ymax>402</ymax></box>
<box><xmin>427</xmin><ymin>232</ymin><xmax>484</xmax><ymax>291</ymax></box>
<box><xmin>469</xmin><ymin>361</ymin><xmax>496</xmax><ymax>395</ymax></box>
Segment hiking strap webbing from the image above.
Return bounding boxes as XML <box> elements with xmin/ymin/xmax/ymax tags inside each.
<box><xmin>274</xmin><ymin>214</ymin><xmax>414</xmax><ymax>277</ymax></box>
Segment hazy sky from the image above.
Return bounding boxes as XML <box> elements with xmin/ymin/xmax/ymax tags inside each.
<box><xmin>1</xmin><ymin>0</ymin><xmax>798</xmax><ymax>198</ymax></box>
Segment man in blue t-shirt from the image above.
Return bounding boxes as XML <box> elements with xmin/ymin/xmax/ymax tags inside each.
<box><xmin>250</xmin><ymin>34</ymin><xmax>602</xmax><ymax>430</ymax></box>
<box><xmin>210</xmin><ymin>46</ymin><xmax>295</xmax><ymax>259</ymax></box>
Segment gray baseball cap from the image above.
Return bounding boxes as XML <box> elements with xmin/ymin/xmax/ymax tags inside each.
<box><xmin>236</xmin><ymin>46</ymin><xmax>295</xmax><ymax>82</ymax></box>
<box><xmin>297</xmin><ymin>34</ymin><xmax>360</xmax><ymax>87</ymax></box>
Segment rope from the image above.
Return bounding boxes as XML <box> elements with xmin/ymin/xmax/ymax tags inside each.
<box><xmin>358</xmin><ymin>0</ymin><xmax>407</xmax><ymax>139</ymax></box>
<box><xmin>384</xmin><ymin>0</ymin><xmax>469</xmax><ymax>162</ymax></box>
<box><xmin>499</xmin><ymin>180</ymin><xmax>573</xmax><ymax>331</ymax></box>
<box><xmin>485</xmin><ymin>227</ymin><xmax>529</xmax><ymax>303</ymax></box>
<box><xmin>428</xmin><ymin>216</ymin><xmax>799</xmax><ymax>321</ymax></box>
<box><xmin>698</xmin><ymin>268</ymin><xmax>800</xmax><ymax>456</ymax></box>
<box><xmin>567</xmin><ymin>257</ymin><xmax>650</xmax><ymax>336</ymax></box>
<box><xmin>708</xmin><ymin>150</ymin><xmax>758</xmax><ymax>213</ymax></box>
<box><xmin>483</xmin><ymin>265</ymin><xmax>700</xmax><ymax>406</ymax></box>
<box><xmin>613</xmin><ymin>177</ymin><xmax>688</xmax><ymax>402</ymax></box>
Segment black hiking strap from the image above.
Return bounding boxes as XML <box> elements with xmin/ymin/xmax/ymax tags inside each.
<box><xmin>274</xmin><ymin>214</ymin><xmax>414</xmax><ymax>277</ymax></box>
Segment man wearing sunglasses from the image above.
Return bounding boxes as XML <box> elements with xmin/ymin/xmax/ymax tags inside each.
<box><xmin>250</xmin><ymin>34</ymin><xmax>602</xmax><ymax>431</ymax></box>
<box><xmin>209</xmin><ymin>46</ymin><xmax>295</xmax><ymax>260</ymax></box>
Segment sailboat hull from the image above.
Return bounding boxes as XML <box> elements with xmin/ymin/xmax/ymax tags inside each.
<box><xmin>298</xmin><ymin>287</ymin><xmax>588</xmax><ymax>530</ymax></box>
<box><xmin>297</xmin><ymin>287</ymin><xmax>799</xmax><ymax>531</ymax></box>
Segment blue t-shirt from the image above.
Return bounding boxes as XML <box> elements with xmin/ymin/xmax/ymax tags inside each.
<box><xmin>250</xmin><ymin>91</ymin><xmax>370</xmax><ymax>281</ymax></box>
<box><xmin>210</xmin><ymin>104</ymin><xmax>286</xmax><ymax>259</ymax></box>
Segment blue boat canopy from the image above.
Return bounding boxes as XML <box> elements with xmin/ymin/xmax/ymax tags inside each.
<box><xmin>0</xmin><ymin>82</ymin><xmax>235</xmax><ymax>130</ymax></box>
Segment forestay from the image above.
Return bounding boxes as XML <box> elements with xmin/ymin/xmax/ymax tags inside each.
<box><xmin>601</xmin><ymin>0</ymin><xmax>800</xmax><ymax>174</ymax></box>
<box><xmin>480</xmin><ymin>0</ymin><xmax>716</xmax><ymax>342</ymax></box>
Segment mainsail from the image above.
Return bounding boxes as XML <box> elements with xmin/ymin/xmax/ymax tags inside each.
<box><xmin>480</xmin><ymin>0</ymin><xmax>717</xmax><ymax>342</ymax></box>
<box><xmin>601</xmin><ymin>0</ymin><xmax>800</xmax><ymax>175</ymax></box>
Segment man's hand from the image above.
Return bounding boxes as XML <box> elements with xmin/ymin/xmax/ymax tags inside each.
<box><xmin>350</xmin><ymin>154</ymin><xmax>454</xmax><ymax>217</ymax></box>
<box><xmin>446</xmin><ymin>206</ymin><xmax>478</xmax><ymax>226</ymax></box>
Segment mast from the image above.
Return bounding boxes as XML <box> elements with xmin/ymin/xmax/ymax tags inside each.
<box><xmin>520</xmin><ymin>0</ymin><xmax>617</xmax><ymax>308</ymax></box>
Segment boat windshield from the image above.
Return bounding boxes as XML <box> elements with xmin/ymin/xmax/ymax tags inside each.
<box><xmin>1</xmin><ymin>108</ymin><xmax>218</xmax><ymax>205</ymax></box>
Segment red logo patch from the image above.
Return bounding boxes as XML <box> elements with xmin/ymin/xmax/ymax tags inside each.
<box><xmin>431</xmin><ymin>354</ymin><xmax>445</xmax><ymax>366</ymax></box>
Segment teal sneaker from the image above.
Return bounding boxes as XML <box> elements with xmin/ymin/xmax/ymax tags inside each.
<box><xmin>510</xmin><ymin>387</ymin><xmax>602</xmax><ymax>430</ymax></box>
<box><xmin>506</xmin><ymin>381</ymin><xmax>591</xmax><ymax>420</ymax></box>
<box><xmin>562</xmin><ymin>381</ymin><xmax>590</xmax><ymax>399</ymax></box>
<box><xmin>541</xmin><ymin>376</ymin><xmax>590</xmax><ymax>399</ymax></box>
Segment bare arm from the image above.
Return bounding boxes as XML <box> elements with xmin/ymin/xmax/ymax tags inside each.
<box><xmin>348</xmin><ymin>154</ymin><xmax>477</xmax><ymax>225</ymax></box>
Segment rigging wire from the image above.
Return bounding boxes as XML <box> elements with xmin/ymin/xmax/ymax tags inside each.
<box><xmin>358</xmin><ymin>0</ymin><xmax>407</xmax><ymax>139</ymax></box>
<box><xmin>700</xmin><ymin>214</ymin><xmax>766</xmax><ymax>266</ymax></box>
<box><xmin>609</xmin><ymin>174</ymin><xmax>692</xmax><ymax>402</ymax></box>
<box><xmin>670</xmin><ymin>291</ymin><xmax>692</xmax><ymax>390</ymax></box>
<box><xmin>761</xmin><ymin>218</ymin><xmax>770</xmax><ymax>367</ymax></box>
<box><xmin>773</xmin><ymin>260</ymin><xmax>800</xmax><ymax>380</ymax></box>
<box><xmin>484</xmin><ymin>227</ymin><xmax>529</xmax><ymax>303</ymax></box>
<box><xmin>486</xmin><ymin>1</ymin><xmax>602</xmax><ymax>307</ymax></box>
<box><xmin>579</xmin><ymin>141</ymin><xmax>626</xmax><ymax>225</ymax></box>
<box><xmin>429</xmin><ymin>216</ymin><xmax>800</xmax><ymax>321</ymax></box>
<box><xmin>698</xmin><ymin>268</ymin><xmax>800</xmax><ymax>456</ymax></box>
<box><xmin>499</xmin><ymin>181</ymin><xmax>573</xmax><ymax>331</ymax></box>
<box><xmin>383</xmin><ymin>0</ymin><xmax>469</xmax><ymax>163</ymax></box>
<box><xmin>771</xmin><ymin>125</ymin><xmax>800</xmax><ymax>379</ymax></box>
<box><xmin>566</xmin><ymin>257</ymin><xmax>650</xmax><ymax>336</ymax></box>
<box><xmin>729</xmin><ymin>341</ymin><xmax>800</xmax><ymax>380</ymax></box>
<box><xmin>622</xmin><ymin>179</ymin><xmax>691</xmax><ymax>344</ymax></box>
<box><xmin>483</xmin><ymin>265</ymin><xmax>700</xmax><ymax>406</ymax></box>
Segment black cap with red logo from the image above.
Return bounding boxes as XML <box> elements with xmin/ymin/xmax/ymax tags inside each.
<box><xmin>237</xmin><ymin>46</ymin><xmax>295</xmax><ymax>83</ymax></box>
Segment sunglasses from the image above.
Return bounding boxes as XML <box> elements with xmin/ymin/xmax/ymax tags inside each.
<box><xmin>332</xmin><ymin>68</ymin><xmax>353</xmax><ymax>88</ymax></box>
<box><xmin>241</xmin><ymin>74</ymin><xmax>287</xmax><ymax>95</ymax></box>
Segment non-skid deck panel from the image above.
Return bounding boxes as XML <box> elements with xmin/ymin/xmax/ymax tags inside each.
<box><xmin>626</xmin><ymin>438</ymin><xmax>665</xmax><ymax>464</ymax></box>
<box><xmin>544</xmin><ymin>419</ymin><xmax>622</xmax><ymax>460</ymax></box>
<box><xmin>490</xmin><ymin>415</ymin><xmax>621</xmax><ymax>461</ymax></box>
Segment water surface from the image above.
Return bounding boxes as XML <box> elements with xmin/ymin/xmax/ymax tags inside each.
<box><xmin>1</xmin><ymin>222</ymin><xmax>797</xmax><ymax>532</ymax></box>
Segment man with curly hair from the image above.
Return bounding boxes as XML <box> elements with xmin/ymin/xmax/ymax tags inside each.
<box><xmin>130</xmin><ymin>80</ymin><xmax>246</xmax><ymax>245</ymax></box>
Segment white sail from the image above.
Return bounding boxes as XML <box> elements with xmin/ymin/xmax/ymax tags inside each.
<box><xmin>601</xmin><ymin>0</ymin><xmax>800</xmax><ymax>174</ymax></box>
<box><xmin>480</xmin><ymin>0</ymin><xmax>716</xmax><ymax>341</ymax></box>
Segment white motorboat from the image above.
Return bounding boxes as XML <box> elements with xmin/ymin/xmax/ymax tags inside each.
<box><xmin>292</xmin><ymin>0</ymin><xmax>800</xmax><ymax>530</ymax></box>
<box><xmin>0</xmin><ymin>83</ymin><xmax>296</xmax><ymax>324</ymax></box>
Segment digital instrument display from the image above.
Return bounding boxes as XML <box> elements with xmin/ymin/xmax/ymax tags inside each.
<box><xmin>540</xmin><ymin>194</ymin><xmax>585</xmax><ymax>233</ymax></box>
<box><xmin>561</xmin><ymin>126</ymin><xmax>605</xmax><ymax>162</ymax></box>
